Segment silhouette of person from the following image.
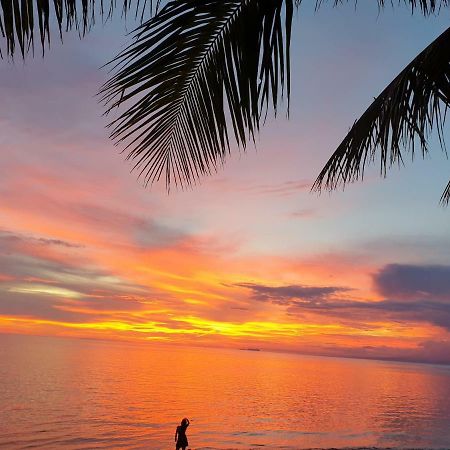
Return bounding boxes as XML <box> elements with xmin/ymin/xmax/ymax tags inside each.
<box><xmin>175</xmin><ymin>417</ymin><xmax>190</xmax><ymax>450</ymax></box>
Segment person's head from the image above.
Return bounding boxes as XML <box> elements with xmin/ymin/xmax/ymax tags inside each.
<box><xmin>181</xmin><ymin>418</ymin><xmax>188</xmax><ymax>426</ymax></box>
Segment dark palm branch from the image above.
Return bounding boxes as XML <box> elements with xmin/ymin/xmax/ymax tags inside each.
<box><xmin>0</xmin><ymin>0</ymin><xmax>160</xmax><ymax>57</ymax></box>
<box><xmin>313</xmin><ymin>26</ymin><xmax>450</xmax><ymax>204</ymax></box>
<box><xmin>4</xmin><ymin>0</ymin><xmax>449</xmax><ymax>200</ymax></box>
<box><xmin>100</xmin><ymin>0</ymin><xmax>294</xmax><ymax>189</ymax></box>
<box><xmin>0</xmin><ymin>0</ymin><xmax>445</xmax><ymax>57</ymax></box>
<box><xmin>328</xmin><ymin>0</ymin><xmax>449</xmax><ymax>14</ymax></box>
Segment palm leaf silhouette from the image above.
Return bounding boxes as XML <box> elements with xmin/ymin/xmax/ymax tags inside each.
<box><xmin>0</xmin><ymin>0</ymin><xmax>160</xmax><ymax>57</ymax></box>
<box><xmin>312</xmin><ymin>25</ymin><xmax>450</xmax><ymax>204</ymax></box>
<box><xmin>100</xmin><ymin>0</ymin><xmax>294</xmax><ymax>188</ymax></box>
<box><xmin>2</xmin><ymin>0</ymin><xmax>450</xmax><ymax>202</ymax></box>
<box><xmin>329</xmin><ymin>0</ymin><xmax>448</xmax><ymax>14</ymax></box>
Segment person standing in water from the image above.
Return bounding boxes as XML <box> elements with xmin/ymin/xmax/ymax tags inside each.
<box><xmin>175</xmin><ymin>417</ymin><xmax>190</xmax><ymax>450</ymax></box>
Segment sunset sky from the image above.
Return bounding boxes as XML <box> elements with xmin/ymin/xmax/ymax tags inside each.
<box><xmin>1</xmin><ymin>2</ymin><xmax>450</xmax><ymax>364</ymax></box>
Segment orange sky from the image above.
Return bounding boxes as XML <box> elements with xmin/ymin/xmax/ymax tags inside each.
<box><xmin>0</xmin><ymin>161</ymin><xmax>448</xmax><ymax>363</ymax></box>
<box><xmin>1</xmin><ymin>2</ymin><xmax>450</xmax><ymax>364</ymax></box>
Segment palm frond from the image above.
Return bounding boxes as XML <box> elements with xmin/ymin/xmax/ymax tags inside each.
<box><xmin>313</xmin><ymin>26</ymin><xmax>450</xmax><ymax>205</ymax></box>
<box><xmin>0</xmin><ymin>0</ymin><xmax>160</xmax><ymax>58</ymax></box>
<box><xmin>316</xmin><ymin>0</ymin><xmax>450</xmax><ymax>14</ymax></box>
<box><xmin>376</xmin><ymin>0</ymin><xmax>449</xmax><ymax>14</ymax></box>
<box><xmin>100</xmin><ymin>0</ymin><xmax>293</xmax><ymax>189</ymax></box>
<box><xmin>442</xmin><ymin>179</ymin><xmax>450</xmax><ymax>203</ymax></box>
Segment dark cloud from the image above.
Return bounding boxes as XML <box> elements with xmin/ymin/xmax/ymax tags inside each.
<box><xmin>294</xmin><ymin>340</ymin><xmax>450</xmax><ymax>365</ymax></box>
<box><xmin>0</xmin><ymin>291</ymin><xmax>94</xmax><ymax>323</ymax></box>
<box><xmin>235</xmin><ymin>282</ymin><xmax>351</xmax><ymax>304</ymax></box>
<box><xmin>237</xmin><ymin>279</ymin><xmax>450</xmax><ymax>331</ymax></box>
<box><xmin>342</xmin><ymin>299</ymin><xmax>450</xmax><ymax>331</ymax></box>
<box><xmin>0</xmin><ymin>251</ymin><xmax>73</xmax><ymax>281</ymax></box>
<box><xmin>416</xmin><ymin>340</ymin><xmax>450</xmax><ymax>365</ymax></box>
<box><xmin>374</xmin><ymin>264</ymin><xmax>450</xmax><ymax>300</ymax></box>
<box><xmin>0</xmin><ymin>289</ymin><xmax>149</xmax><ymax>324</ymax></box>
<box><xmin>0</xmin><ymin>230</ymin><xmax>82</xmax><ymax>250</ymax></box>
<box><xmin>288</xmin><ymin>296</ymin><xmax>450</xmax><ymax>331</ymax></box>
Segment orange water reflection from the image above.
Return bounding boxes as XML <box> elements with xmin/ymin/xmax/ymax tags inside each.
<box><xmin>1</xmin><ymin>334</ymin><xmax>450</xmax><ymax>449</ymax></box>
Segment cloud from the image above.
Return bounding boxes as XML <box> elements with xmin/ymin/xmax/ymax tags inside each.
<box><xmin>0</xmin><ymin>228</ymin><xmax>154</xmax><ymax>324</ymax></box>
<box><xmin>235</xmin><ymin>282</ymin><xmax>351</xmax><ymax>304</ymax></box>
<box><xmin>240</xmin><ymin>180</ymin><xmax>311</xmax><ymax>196</ymax></box>
<box><xmin>0</xmin><ymin>247</ymin><xmax>146</xmax><ymax>297</ymax></box>
<box><xmin>0</xmin><ymin>288</ymin><xmax>149</xmax><ymax>324</ymax></box>
<box><xmin>0</xmin><ymin>191</ymin><xmax>189</xmax><ymax>249</ymax></box>
<box><xmin>374</xmin><ymin>264</ymin><xmax>450</xmax><ymax>300</ymax></box>
<box><xmin>415</xmin><ymin>340</ymin><xmax>450</xmax><ymax>364</ymax></box>
<box><xmin>236</xmin><ymin>278</ymin><xmax>450</xmax><ymax>331</ymax></box>
<box><xmin>0</xmin><ymin>290</ymin><xmax>91</xmax><ymax>323</ymax></box>
<box><xmin>133</xmin><ymin>219</ymin><xmax>187</xmax><ymax>249</ymax></box>
<box><xmin>296</xmin><ymin>339</ymin><xmax>450</xmax><ymax>365</ymax></box>
<box><xmin>349</xmin><ymin>298</ymin><xmax>450</xmax><ymax>331</ymax></box>
<box><xmin>59</xmin><ymin>201</ymin><xmax>188</xmax><ymax>248</ymax></box>
<box><xmin>0</xmin><ymin>230</ymin><xmax>82</xmax><ymax>250</ymax></box>
<box><xmin>290</xmin><ymin>208</ymin><xmax>317</xmax><ymax>219</ymax></box>
<box><xmin>0</xmin><ymin>264</ymin><xmax>151</xmax><ymax>324</ymax></box>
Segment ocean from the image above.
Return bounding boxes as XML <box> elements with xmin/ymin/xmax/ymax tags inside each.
<box><xmin>1</xmin><ymin>334</ymin><xmax>450</xmax><ymax>449</ymax></box>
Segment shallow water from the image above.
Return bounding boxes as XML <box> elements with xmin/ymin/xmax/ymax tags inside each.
<box><xmin>1</xmin><ymin>334</ymin><xmax>450</xmax><ymax>449</ymax></box>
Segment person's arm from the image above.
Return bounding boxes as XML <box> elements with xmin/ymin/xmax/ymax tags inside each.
<box><xmin>175</xmin><ymin>427</ymin><xmax>178</xmax><ymax>442</ymax></box>
<box><xmin>186</xmin><ymin>419</ymin><xmax>190</xmax><ymax>428</ymax></box>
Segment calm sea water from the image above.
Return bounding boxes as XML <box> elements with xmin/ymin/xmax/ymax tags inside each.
<box><xmin>1</xmin><ymin>335</ymin><xmax>450</xmax><ymax>449</ymax></box>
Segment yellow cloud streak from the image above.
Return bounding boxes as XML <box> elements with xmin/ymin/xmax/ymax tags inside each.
<box><xmin>1</xmin><ymin>314</ymin><xmax>347</xmax><ymax>338</ymax></box>
<box><xmin>0</xmin><ymin>314</ymin><xmax>433</xmax><ymax>342</ymax></box>
<box><xmin>172</xmin><ymin>316</ymin><xmax>355</xmax><ymax>338</ymax></box>
<box><xmin>8</xmin><ymin>285</ymin><xmax>82</xmax><ymax>299</ymax></box>
<box><xmin>0</xmin><ymin>316</ymin><xmax>195</xmax><ymax>335</ymax></box>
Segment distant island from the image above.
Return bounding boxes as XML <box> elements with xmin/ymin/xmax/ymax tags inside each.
<box><xmin>240</xmin><ymin>348</ymin><xmax>261</xmax><ymax>352</ymax></box>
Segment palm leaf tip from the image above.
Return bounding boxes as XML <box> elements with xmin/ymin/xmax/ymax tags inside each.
<box><xmin>100</xmin><ymin>0</ymin><xmax>295</xmax><ymax>190</ymax></box>
<box><xmin>0</xmin><ymin>0</ymin><xmax>97</xmax><ymax>57</ymax></box>
<box><xmin>0</xmin><ymin>0</ymin><xmax>158</xmax><ymax>58</ymax></box>
<box><xmin>312</xmin><ymin>25</ymin><xmax>450</xmax><ymax>205</ymax></box>
<box><xmin>441</xmin><ymin>179</ymin><xmax>450</xmax><ymax>205</ymax></box>
<box><xmin>321</xmin><ymin>0</ymin><xmax>450</xmax><ymax>15</ymax></box>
